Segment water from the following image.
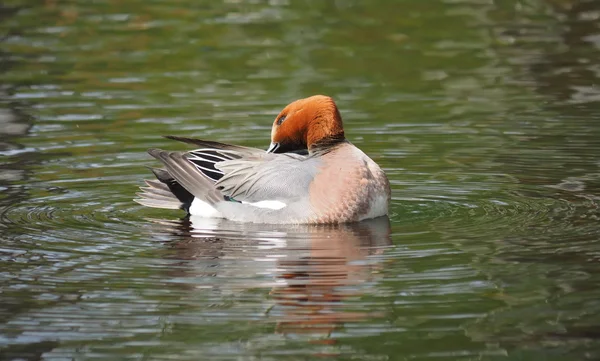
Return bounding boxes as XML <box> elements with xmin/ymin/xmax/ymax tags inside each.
<box><xmin>1</xmin><ymin>0</ymin><xmax>600</xmax><ymax>359</ymax></box>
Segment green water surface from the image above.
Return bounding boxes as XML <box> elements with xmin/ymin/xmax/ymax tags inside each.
<box><xmin>1</xmin><ymin>0</ymin><xmax>600</xmax><ymax>360</ymax></box>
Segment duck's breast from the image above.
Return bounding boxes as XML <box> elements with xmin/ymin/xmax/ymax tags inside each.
<box><xmin>308</xmin><ymin>143</ymin><xmax>390</xmax><ymax>223</ymax></box>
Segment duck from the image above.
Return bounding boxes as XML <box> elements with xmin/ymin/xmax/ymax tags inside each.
<box><xmin>134</xmin><ymin>95</ymin><xmax>390</xmax><ymax>224</ymax></box>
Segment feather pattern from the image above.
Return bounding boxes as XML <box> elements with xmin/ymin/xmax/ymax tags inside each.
<box><xmin>214</xmin><ymin>153</ymin><xmax>317</xmax><ymax>202</ymax></box>
<box><xmin>138</xmin><ymin>138</ymin><xmax>319</xmax><ymax>209</ymax></box>
<box><xmin>147</xmin><ymin>149</ymin><xmax>222</xmax><ymax>204</ymax></box>
<box><xmin>134</xmin><ymin>176</ymin><xmax>183</xmax><ymax>210</ymax></box>
<box><xmin>187</xmin><ymin>149</ymin><xmax>241</xmax><ymax>182</ymax></box>
<box><xmin>164</xmin><ymin>135</ymin><xmax>317</xmax><ymax>203</ymax></box>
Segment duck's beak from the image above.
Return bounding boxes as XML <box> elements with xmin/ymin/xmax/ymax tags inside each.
<box><xmin>266</xmin><ymin>142</ymin><xmax>280</xmax><ymax>153</ymax></box>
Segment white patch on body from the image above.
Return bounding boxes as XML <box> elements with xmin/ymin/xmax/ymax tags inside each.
<box><xmin>243</xmin><ymin>200</ymin><xmax>287</xmax><ymax>210</ymax></box>
<box><xmin>189</xmin><ymin>198</ymin><xmax>286</xmax><ymax>218</ymax></box>
<box><xmin>359</xmin><ymin>194</ymin><xmax>389</xmax><ymax>221</ymax></box>
<box><xmin>189</xmin><ymin>198</ymin><xmax>223</xmax><ymax>218</ymax></box>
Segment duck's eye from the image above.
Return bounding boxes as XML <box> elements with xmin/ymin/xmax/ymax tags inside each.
<box><xmin>276</xmin><ymin>115</ymin><xmax>287</xmax><ymax>125</ymax></box>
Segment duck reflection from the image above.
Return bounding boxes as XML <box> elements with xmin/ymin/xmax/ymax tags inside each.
<box><xmin>151</xmin><ymin>216</ymin><xmax>392</xmax><ymax>339</ymax></box>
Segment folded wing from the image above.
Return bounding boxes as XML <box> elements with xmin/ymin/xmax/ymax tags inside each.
<box><xmin>138</xmin><ymin>137</ymin><xmax>319</xmax><ymax>209</ymax></box>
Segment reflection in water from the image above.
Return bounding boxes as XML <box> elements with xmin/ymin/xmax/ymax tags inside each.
<box><xmin>152</xmin><ymin>216</ymin><xmax>391</xmax><ymax>340</ymax></box>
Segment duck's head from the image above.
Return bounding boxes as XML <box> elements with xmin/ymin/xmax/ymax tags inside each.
<box><xmin>267</xmin><ymin>95</ymin><xmax>345</xmax><ymax>154</ymax></box>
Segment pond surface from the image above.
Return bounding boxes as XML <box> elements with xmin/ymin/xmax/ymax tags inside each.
<box><xmin>1</xmin><ymin>0</ymin><xmax>600</xmax><ymax>360</ymax></box>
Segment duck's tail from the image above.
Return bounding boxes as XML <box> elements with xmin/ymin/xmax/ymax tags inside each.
<box><xmin>134</xmin><ymin>168</ymin><xmax>195</xmax><ymax>211</ymax></box>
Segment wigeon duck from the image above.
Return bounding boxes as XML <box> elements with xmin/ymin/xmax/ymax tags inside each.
<box><xmin>135</xmin><ymin>95</ymin><xmax>390</xmax><ymax>224</ymax></box>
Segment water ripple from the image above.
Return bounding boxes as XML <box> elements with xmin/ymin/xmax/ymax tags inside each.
<box><xmin>2</xmin><ymin>0</ymin><xmax>600</xmax><ymax>359</ymax></box>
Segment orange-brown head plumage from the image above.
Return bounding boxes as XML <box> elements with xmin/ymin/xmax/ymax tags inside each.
<box><xmin>267</xmin><ymin>95</ymin><xmax>345</xmax><ymax>154</ymax></box>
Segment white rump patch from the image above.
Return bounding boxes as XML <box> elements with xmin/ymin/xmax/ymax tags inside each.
<box><xmin>243</xmin><ymin>200</ymin><xmax>287</xmax><ymax>210</ymax></box>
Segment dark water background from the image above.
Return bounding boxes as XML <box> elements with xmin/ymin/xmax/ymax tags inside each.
<box><xmin>1</xmin><ymin>0</ymin><xmax>600</xmax><ymax>360</ymax></box>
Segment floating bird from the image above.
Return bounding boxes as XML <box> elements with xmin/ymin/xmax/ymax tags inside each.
<box><xmin>135</xmin><ymin>95</ymin><xmax>390</xmax><ymax>224</ymax></box>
